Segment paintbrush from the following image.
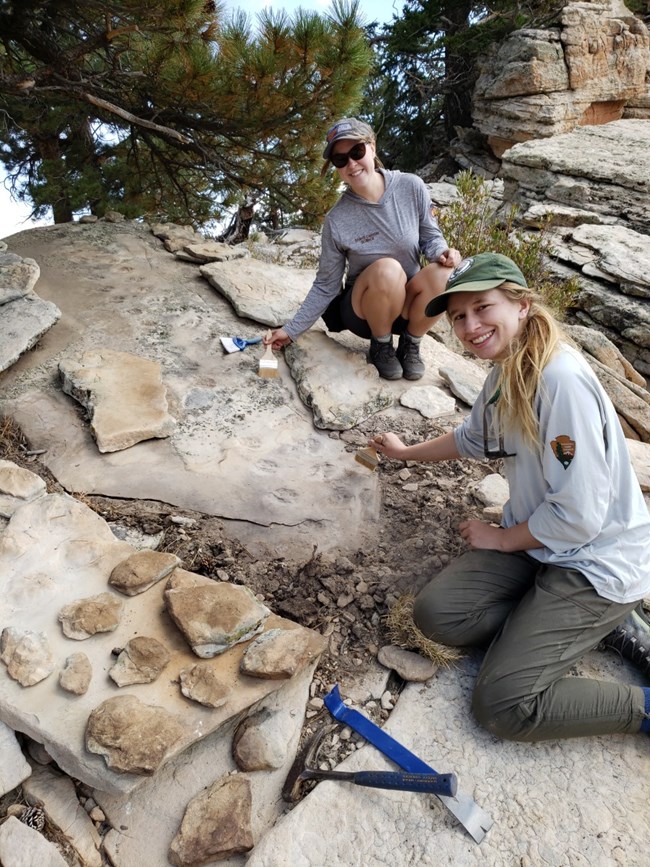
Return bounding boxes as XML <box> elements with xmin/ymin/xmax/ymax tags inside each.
<box><xmin>258</xmin><ymin>330</ymin><xmax>279</xmax><ymax>378</ymax></box>
<box><xmin>355</xmin><ymin>445</ymin><xmax>380</xmax><ymax>471</ymax></box>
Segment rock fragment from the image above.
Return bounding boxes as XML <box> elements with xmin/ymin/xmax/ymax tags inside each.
<box><xmin>85</xmin><ymin>695</ymin><xmax>184</xmax><ymax>775</ymax></box>
<box><xmin>59</xmin><ymin>652</ymin><xmax>93</xmax><ymax>695</ymax></box>
<box><xmin>169</xmin><ymin>776</ymin><xmax>254</xmax><ymax>866</ymax></box>
<box><xmin>0</xmin><ymin>816</ymin><xmax>67</xmax><ymax>867</ymax></box>
<box><xmin>108</xmin><ymin>636</ymin><xmax>170</xmax><ymax>686</ymax></box>
<box><xmin>0</xmin><ymin>459</ymin><xmax>47</xmax><ymax>517</ymax></box>
<box><xmin>178</xmin><ymin>663</ymin><xmax>231</xmax><ymax>708</ymax></box>
<box><xmin>240</xmin><ymin>627</ymin><xmax>320</xmax><ymax>679</ymax></box>
<box><xmin>233</xmin><ymin>708</ymin><xmax>291</xmax><ymax>771</ymax></box>
<box><xmin>0</xmin><ymin>627</ymin><xmax>55</xmax><ymax>686</ymax></box>
<box><xmin>377</xmin><ymin>645</ymin><xmax>438</xmax><ymax>683</ymax></box>
<box><xmin>58</xmin><ymin>592</ymin><xmax>123</xmax><ymax>640</ymax></box>
<box><xmin>59</xmin><ymin>347</ymin><xmax>176</xmax><ymax>453</ymax></box>
<box><xmin>109</xmin><ymin>550</ymin><xmax>181</xmax><ymax>596</ymax></box>
<box><xmin>165</xmin><ymin>570</ymin><xmax>270</xmax><ymax>658</ymax></box>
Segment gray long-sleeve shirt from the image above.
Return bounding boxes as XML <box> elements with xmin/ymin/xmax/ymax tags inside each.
<box><xmin>455</xmin><ymin>345</ymin><xmax>650</xmax><ymax>603</ymax></box>
<box><xmin>284</xmin><ymin>170</ymin><xmax>448</xmax><ymax>340</ymax></box>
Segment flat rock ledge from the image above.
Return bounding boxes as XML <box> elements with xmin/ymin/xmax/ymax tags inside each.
<box><xmin>200</xmin><ymin>257</ymin><xmax>316</xmax><ymax>327</ymax></box>
<box><xmin>59</xmin><ymin>347</ymin><xmax>176</xmax><ymax>453</ymax></box>
<box><xmin>285</xmin><ymin>330</ymin><xmax>394</xmax><ymax>430</ymax></box>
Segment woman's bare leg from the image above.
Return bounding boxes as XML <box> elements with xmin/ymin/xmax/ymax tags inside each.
<box><xmin>402</xmin><ymin>262</ymin><xmax>454</xmax><ymax>336</ymax></box>
<box><xmin>351</xmin><ymin>258</ymin><xmax>407</xmax><ymax>336</ymax></box>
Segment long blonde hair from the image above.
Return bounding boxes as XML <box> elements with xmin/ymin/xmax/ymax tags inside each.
<box><xmin>494</xmin><ymin>282</ymin><xmax>565</xmax><ymax>450</ymax></box>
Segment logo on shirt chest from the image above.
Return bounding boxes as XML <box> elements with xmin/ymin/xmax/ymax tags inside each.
<box><xmin>550</xmin><ymin>434</ymin><xmax>575</xmax><ymax>469</ymax></box>
<box><xmin>353</xmin><ymin>231</ymin><xmax>380</xmax><ymax>244</ymax></box>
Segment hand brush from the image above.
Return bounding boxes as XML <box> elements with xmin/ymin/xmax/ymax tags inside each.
<box><xmin>355</xmin><ymin>445</ymin><xmax>380</xmax><ymax>471</ymax></box>
<box><xmin>356</xmin><ymin>434</ymin><xmax>384</xmax><ymax>470</ymax></box>
<box><xmin>258</xmin><ymin>330</ymin><xmax>279</xmax><ymax>378</ymax></box>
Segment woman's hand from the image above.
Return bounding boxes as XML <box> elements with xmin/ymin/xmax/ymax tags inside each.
<box><xmin>437</xmin><ymin>248</ymin><xmax>461</xmax><ymax>268</ymax></box>
<box><xmin>265</xmin><ymin>328</ymin><xmax>292</xmax><ymax>350</ymax></box>
<box><xmin>459</xmin><ymin>519</ymin><xmax>504</xmax><ymax>550</ymax></box>
<box><xmin>369</xmin><ymin>432</ymin><xmax>407</xmax><ymax>460</ymax></box>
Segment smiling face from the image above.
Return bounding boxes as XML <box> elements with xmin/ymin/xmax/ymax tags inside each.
<box><xmin>447</xmin><ymin>287</ymin><xmax>531</xmax><ymax>362</ymax></box>
<box><xmin>331</xmin><ymin>137</ymin><xmax>378</xmax><ymax>193</ymax></box>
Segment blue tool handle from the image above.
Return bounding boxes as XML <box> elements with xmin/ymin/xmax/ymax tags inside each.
<box><xmin>353</xmin><ymin>771</ymin><xmax>458</xmax><ymax>797</ymax></box>
<box><xmin>324</xmin><ymin>685</ymin><xmax>438</xmax><ymax>775</ymax></box>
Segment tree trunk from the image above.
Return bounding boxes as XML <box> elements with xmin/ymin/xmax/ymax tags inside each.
<box><xmin>36</xmin><ymin>135</ymin><xmax>74</xmax><ymax>223</ymax></box>
<box><xmin>443</xmin><ymin>1</ymin><xmax>474</xmax><ymax>139</ymax></box>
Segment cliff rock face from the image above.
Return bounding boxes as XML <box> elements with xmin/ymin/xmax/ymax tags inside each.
<box><xmin>473</xmin><ymin>0</ymin><xmax>650</xmax><ymax>156</ymax></box>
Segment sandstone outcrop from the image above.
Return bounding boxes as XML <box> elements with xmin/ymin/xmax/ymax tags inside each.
<box><xmin>473</xmin><ymin>1</ymin><xmax>650</xmax><ymax>155</ymax></box>
<box><xmin>496</xmin><ymin>119</ymin><xmax>650</xmax><ymax>379</ymax></box>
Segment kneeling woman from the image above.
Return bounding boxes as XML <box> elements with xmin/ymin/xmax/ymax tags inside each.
<box><xmin>371</xmin><ymin>252</ymin><xmax>650</xmax><ymax>742</ymax></box>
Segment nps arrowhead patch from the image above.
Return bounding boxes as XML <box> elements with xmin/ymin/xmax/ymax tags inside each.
<box><xmin>550</xmin><ymin>434</ymin><xmax>575</xmax><ymax>469</ymax></box>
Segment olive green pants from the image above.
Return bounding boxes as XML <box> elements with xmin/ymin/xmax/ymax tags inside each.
<box><xmin>413</xmin><ymin>550</ymin><xmax>647</xmax><ymax>741</ymax></box>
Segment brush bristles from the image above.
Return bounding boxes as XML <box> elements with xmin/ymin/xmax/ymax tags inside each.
<box><xmin>258</xmin><ymin>365</ymin><xmax>279</xmax><ymax>378</ymax></box>
<box><xmin>355</xmin><ymin>447</ymin><xmax>379</xmax><ymax>471</ymax></box>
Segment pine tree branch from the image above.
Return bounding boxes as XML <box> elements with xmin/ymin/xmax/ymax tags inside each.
<box><xmin>81</xmin><ymin>92</ymin><xmax>192</xmax><ymax>145</ymax></box>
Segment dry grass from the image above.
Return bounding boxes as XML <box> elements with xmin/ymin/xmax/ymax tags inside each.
<box><xmin>384</xmin><ymin>594</ymin><xmax>462</xmax><ymax>667</ymax></box>
<box><xmin>0</xmin><ymin>415</ymin><xmax>28</xmax><ymax>462</ymax></box>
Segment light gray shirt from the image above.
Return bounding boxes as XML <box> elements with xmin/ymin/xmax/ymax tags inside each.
<box><xmin>454</xmin><ymin>345</ymin><xmax>650</xmax><ymax>603</ymax></box>
<box><xmin>284</xmin><ymin>170</ymin><xmax>448</xmax><ymax>340</ymax></box>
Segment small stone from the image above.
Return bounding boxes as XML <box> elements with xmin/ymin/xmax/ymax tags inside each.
<box><xmin>85</xmin><ymin>695</ymin><xmax>184</xmax><ymax>775</ymax></box>
<box><xmin>398</xmin><ymin>468</ymin><xmax>412</xmax><ymax>481</ymax></box>
<box><xmin>240</xmin><ymin>627</ymin><xmax>322</xmax><ymax>679</ymax></box>
<box><xmin>1</xmin><ymin>627</ymin><xmax>54</xmax><ymax>686</ymax></box>
<box><xmin>169</xmin><ymin>777</ymin><xmax>254</xmax><ymax>865</ymax></box>
<box><xmin>90</xmin><ymin>806</ymin><xmax>105</xmax><ymax>823</ymax></box>
<box><xmin>377</xmin><ymin>645</ymin><xmax>438</xmax><ymax>683</ymax></box>
<box><xmin>169</xmin><ymin>515</ymin><xmax>196</xmax><ymax>526</ymax></box>
<box><xmin>108</xmin><ymin>636</ymin><xmax>170</xmax><ymax>686</ymax></box>
<box><xmin>178</xmin><ymin>663</ymin><xmax>230</xmax><ymax>708</ymax></box>
<box><xmin>337</xmin><ymin>593</ymin><xmax>354</xmax><ymax>608</ymax></box>
<box><xmin>109</xmin><ymin>550</ymin><xmax>180</xmax><ymax>596</ymax></box>
<box><xmin>59</xmin><ymin>652</ymin><xmax>92</xmax><ymax>694</ymax></box>
<box><xmin>58</xmin><ymin>592</ymin><xmax>123</xmax><ymax>640</ymax></box>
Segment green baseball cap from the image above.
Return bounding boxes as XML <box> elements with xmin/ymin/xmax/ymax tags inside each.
<box><xmin>425</xmin><ymin>252</ymin><xmax>528</xmax><ymax>317</ymax></box>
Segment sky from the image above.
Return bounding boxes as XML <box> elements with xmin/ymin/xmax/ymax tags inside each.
<box><xmin>0</xmin><ymin>0</ymin><xmax>402</xmax><ymax>240</ymax></box>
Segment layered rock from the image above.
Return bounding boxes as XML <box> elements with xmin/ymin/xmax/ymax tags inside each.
<box><xmin>473</xmin><ymin>1</ymin><xmax>650</xmax><ymax>155</ymax></box>
<box><xmin>498</xmin><ymin>119</ymin><xmax>650</xmax><ymax>382</ymax></box>
<box><xmin>0</xmin><ymin>247</ymin><xmax>61</xmax><ymax>373</ymax></box>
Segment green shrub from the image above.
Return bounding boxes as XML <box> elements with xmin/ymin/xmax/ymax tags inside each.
<box><xmin>436</xmin><ymin>171</ymin><xmax>579</xmax><ymax>318</ymax></box>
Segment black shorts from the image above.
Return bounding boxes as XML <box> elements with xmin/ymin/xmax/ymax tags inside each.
<box><xmin>325</xmin><ymin>285</ymin><xmax>408</xmax><ymax>339</ymax></box>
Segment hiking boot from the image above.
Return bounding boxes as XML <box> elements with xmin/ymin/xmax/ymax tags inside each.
<box><xmin>396</xmin><ymin>332</ymin><xmax>425</xmax><ymax>381</ymax></box>
<box><xmin>368</xmin><ymin>337</ymin><xmax>402</xmax><ymax>380</ymax></box>
<box><xmin>601</xmin><ymin>603</ymin><xmax>650</xmax><ymax>679</ymax></box>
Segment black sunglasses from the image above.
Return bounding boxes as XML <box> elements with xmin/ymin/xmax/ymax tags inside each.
<box><xmin>331</xmin><ymin>142</ymin><xmax>367</xmax><ymax>168</ymax></box>
<box><xmin>483</xmin><ymin>389</ymin><xmax>516</xmax><ymax>460</ymax></box>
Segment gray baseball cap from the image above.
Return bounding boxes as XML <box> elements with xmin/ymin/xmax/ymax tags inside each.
<box><xmin>322</xmin><ymin>118</ymin><xmax>374</xmax><ymax>160</ymax></box>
